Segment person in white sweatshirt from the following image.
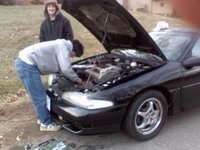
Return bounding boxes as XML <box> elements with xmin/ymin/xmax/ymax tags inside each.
<box><xmin>15</xmin><ymin>39</ymin><xmax>84</xmax><ymax>131</ymax></box>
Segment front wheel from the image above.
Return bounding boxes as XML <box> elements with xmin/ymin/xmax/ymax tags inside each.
<box><xmin>125</xmin><ymin>90</ymin><xmax>168</xmax><ymax>141</ymax></box>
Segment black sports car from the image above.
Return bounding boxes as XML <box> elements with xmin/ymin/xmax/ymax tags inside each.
<box><xmin>47</xmin><ymin>0</ymin><xmax>200</xmax><ymax>141</ymax></box>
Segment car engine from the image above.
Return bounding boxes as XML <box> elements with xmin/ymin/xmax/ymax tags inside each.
<box><xmin>49</xmin><ymin>52</ymin><xmax>155</xmax><ymax>93</ymax></box>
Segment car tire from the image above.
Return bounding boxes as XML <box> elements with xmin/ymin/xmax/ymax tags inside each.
<box><xmin>125</xmin><ymin>90</ymin><xmax>168</xmax><ymax>141</ymax></box>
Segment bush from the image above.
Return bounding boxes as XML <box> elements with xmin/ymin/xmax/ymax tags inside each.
<box><xmin>0</xmin><ymin>0</ymin><xmax>16</xmax><ymax>5</ymax></box>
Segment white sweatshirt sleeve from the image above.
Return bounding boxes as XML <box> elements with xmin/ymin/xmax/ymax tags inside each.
<box><xmin>56</xmin><ymin>40</ymin><xmax>81</xmax><ymax>83</ymax></box>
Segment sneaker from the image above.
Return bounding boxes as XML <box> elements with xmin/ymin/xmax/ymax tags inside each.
<box><xmin>37</xmin><ymin>119</ymin><xmax>41</xmax><ymax>125</ymax></box>
<box><xmin>40</xmin><ymin>122</ymin><xmax>62</xmax><ymax>132</ymax></box>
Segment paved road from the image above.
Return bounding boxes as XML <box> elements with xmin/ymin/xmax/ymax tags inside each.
<box><xmin>49</xmin><ymin>107</ymin><xmax>200</xmax><ymax>150</ymax></box>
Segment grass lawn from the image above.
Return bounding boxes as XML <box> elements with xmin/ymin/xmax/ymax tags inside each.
<box><xmin>0</xmin><ymin>5</ymin><xmax>185</xmax><ymax>100</ymax></box>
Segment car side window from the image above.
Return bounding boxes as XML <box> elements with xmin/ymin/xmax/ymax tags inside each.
<box><xmin>192</xmin><ymin>38</ymin><xmax>200</xmax><ymax>57</ymax></box>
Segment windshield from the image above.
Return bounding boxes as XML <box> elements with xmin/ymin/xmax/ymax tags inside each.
<box><xmin>150</xmin><ymin>31</ymin><xmax>193</xmax><ymax>61</ymax></box>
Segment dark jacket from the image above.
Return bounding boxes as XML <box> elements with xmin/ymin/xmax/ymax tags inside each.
<box><xmin>39</xmin><ymin>13</ymin><xmax>73</xmax><ymax>42</ymax></box>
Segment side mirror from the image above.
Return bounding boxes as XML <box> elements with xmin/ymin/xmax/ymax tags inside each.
<box><xmin>183</xmin><ymin>56</ymin><xmax>200</xmax><ymax>69</ymax></box>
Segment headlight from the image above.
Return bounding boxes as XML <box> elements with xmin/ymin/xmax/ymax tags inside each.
<box><xmin>62</xmin><ymin>92</ymin><xmax>113</xmax><ymax>110</ymax></box>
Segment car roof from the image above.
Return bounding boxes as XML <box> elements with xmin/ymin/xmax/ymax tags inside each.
<box><xmin>153</xmin><ymin>26</ymin><xmax>200</xmax><ymax>35</ymax></box>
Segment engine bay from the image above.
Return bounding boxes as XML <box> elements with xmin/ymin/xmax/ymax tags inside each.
<box><xmin>49</xmin><ymin>50</ymin><xmax>160</xmax><ymax>94</ymax></box>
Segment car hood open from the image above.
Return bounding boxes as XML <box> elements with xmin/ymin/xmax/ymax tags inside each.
<box><xmin>62</xmin><ymin>0</ymin><xmax>166</xmax><ymax>61</ymax></box>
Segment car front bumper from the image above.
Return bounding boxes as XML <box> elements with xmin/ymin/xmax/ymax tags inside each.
<box><xmin>51</xmin><ymin>98</ymin><xmax>128</xmax><ymax>135</ymax></box>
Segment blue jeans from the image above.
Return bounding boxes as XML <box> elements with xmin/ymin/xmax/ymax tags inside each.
<box><xmin>15</xmin><ymin>58</ymin><xmax>51</xmax><ymax>125</ymax></box>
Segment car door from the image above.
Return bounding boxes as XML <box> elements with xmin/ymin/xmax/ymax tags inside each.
<box><xmin>181</xmin><ymin>38</ymin><xmax>200</xmax><ymax>108</ymax></box>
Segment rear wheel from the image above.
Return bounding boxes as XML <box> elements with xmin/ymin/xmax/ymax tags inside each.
<box><xmin>125</xmin><ymin>90</ymin><xmax>168</xmax><ymax>141</ymax></box>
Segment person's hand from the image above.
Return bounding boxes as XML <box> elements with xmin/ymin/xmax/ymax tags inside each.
<box><xmin>170</xmin><ymin>0</ymin><xmax>200</xmax><ymax>29</ymax></box>
<box><xmin>77</xmin><ymin>79</ymin><xmax>83</xmax><ymax>86</ymax></box>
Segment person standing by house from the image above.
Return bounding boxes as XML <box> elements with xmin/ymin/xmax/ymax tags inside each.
<box><xmin>15</xmin><ymin>39</ymin><xmax>84</xmax><ymax>131</ymax></box>
<box><xmin>39</xmin><ymin>0</ymin><xmax>73</xmax><ymax>42</ymax></box>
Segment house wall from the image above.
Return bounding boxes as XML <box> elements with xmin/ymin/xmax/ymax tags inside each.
<box><xmin>116</xmin><ymin>0</ymin><xmax>172</xmax><ymax>15</ymax></box>
<box><xmin>127</xmin><ymin>0</ymin><xmax>151</xmax><ymax>12</ymax></box>
<box><xmin>152</xmin><ymin>1</ymin><xmax>172</xmax><ymax>15</ymax></box>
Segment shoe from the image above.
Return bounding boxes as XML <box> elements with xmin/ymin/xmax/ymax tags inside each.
<box><xmin>37</xmin><ymin>119</ymin><xmax>41</xmax><ymax>125</ymax></box>
<box><xmin>40</xmin><ymin>122</ymin><xmax>62</xmax><ymax>132</ymax></box>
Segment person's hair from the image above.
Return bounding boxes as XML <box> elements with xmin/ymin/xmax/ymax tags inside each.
<box><xmin>43</xmin><ymin>3</ymin><xmax>60</xmax><ymax>18</ymax></box>
<box><xmin>72</xmin><ymin>40</ymin><xmax>84</xmax><ymax>57</ymax></box>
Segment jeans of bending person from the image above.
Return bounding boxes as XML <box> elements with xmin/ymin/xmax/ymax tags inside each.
<box><xmin>15</xmin><ymin>58</ymin><xmax>51</xmax><ymax>125</ymax></box>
